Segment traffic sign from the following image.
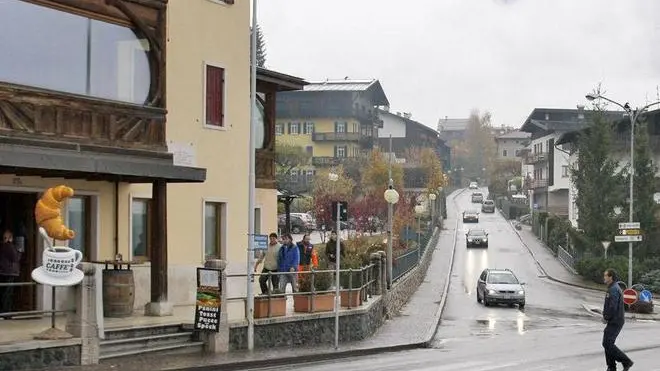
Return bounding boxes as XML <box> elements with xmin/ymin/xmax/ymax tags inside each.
<box><xmin>619</xmin><ymin>222</ymin><xmax>640</xmax><ymax>229</ymax></box>
<box><xmin>639</xmin><ymin>290</ymin><xmax>653</xmax><ymax>303</ymax></box>
<box><xmin>619</xmin><ymin>229</ymin><xmax>641</xmax><ymax>235</ymax></box>
<box><xmin>623</xmin><ymin>288</ymin><xmax>638</xmax><ymax>305</ymax></box>
<box><xmin>601</xmin><ymin>241</ymin><xmax>611</xmax><ymax>250</ymax></box>
<box><xmin>614</xmin><ymin>235</ymin><xmax>643</xmax><ymax>242</ymax></box>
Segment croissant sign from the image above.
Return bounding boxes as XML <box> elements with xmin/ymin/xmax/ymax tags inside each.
<box><xmin>31</xmin><ymin>185</ymin><xmax>84</xmax><ymax>287</ymax></box>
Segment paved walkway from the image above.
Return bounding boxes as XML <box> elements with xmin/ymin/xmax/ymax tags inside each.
<box><xmin>57</xmin><ymin>197</ymin><xmax>462</xmax><ymax>371</ymax></box>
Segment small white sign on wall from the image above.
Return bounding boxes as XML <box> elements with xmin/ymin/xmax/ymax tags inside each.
<box><xmin>168</xmin><ymin>141</ymin><xmax>197</xmax><ymax>167</ymax></box>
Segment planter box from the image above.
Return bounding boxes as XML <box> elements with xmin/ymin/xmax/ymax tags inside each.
<box><xmin>253</xmin><ymin>296</ymin><xmax>287</xmax><ymax>318</ymax></box>
<box><xmin>294</xmin><ymin>293</ymin><xmax>335</xmax><ymax>313</ymax></box>
<box><xmin>341</xmin><ymin>289</ymin><xmax>363</xmax><ymax>308</ymax></box>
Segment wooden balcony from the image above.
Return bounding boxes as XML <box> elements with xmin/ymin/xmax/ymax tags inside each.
<box><xmin>312</xmin><ymin>132</ymin><xmax>364</xmax><ymax>142</ymax></box>
<box><xmin>0</xmin><ymin>82</ymin><xmax>166</xmax><ymax>152</ymax></box>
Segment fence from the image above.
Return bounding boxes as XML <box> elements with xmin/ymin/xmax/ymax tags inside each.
<box><xmin>227</xmin><ymin>262</ymin><xmax>379</xmax><ymax>319</ymax></box>
<box><xmin>392</xmin><ymin>226</ymin><xmax>434</xmax><ymax>282</ymax></box>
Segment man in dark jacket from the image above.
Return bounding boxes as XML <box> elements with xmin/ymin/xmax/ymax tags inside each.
<box><xmin>0</xmin><ymin>229</ymin><xmax>21</xmax><ymax>318</ymax></box>
<box><xmin>602</xmin><ymin>268</ymin><xmax>633</xmax><ymax>371</ymax></box>
<box><xmin>325</xmin><ymin>230</ymin><xmax>345</xmax><ymax>270</ymax></box>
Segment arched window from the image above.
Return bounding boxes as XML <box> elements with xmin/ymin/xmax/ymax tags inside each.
<box><xmin>0</xmin><ymin>1</ymin><xmax>151</xmax><ymax>104</ymax></box>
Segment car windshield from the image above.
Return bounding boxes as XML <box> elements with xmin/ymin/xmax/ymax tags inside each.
<box><xmin>484</xmin><ymin>201</ymin><xmax>494</xmax><ymax>205</ymax></box>
<box><xmin>487</xmin><ymin>272</ymin><xmax>518</xmax><ymax>284</ymax></box>
<box><xmin>468</xmin><ymin>229</ymin><xmax>486</xmax><ymax>236</ymax></box>
<box><xmin>473</xmin><ymin>193</ymin><xmax>482</xmax><ymax>196</ymax></box>
<box><xmin>465</xmin><ymin>210</ymin><xmax>478</xmax><ymax>215</ymax></box>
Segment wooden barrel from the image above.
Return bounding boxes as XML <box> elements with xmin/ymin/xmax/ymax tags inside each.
<box><xmin>102</xmin><ymin>269</ymin><xmax>135</xmax><ymax>318</ymax></box>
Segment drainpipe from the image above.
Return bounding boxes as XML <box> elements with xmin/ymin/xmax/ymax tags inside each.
<box><xmin>114</xmin><ymin>181</ymin><xmax>119</xmax><ymax>258</ymax></box>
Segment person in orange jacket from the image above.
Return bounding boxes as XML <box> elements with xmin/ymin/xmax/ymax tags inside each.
<box><xmin>297</xmin><ymin>234</ymin><xmax>318</xmax><ymax>272</ymax></box>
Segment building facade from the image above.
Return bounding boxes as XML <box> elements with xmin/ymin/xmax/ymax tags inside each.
<box><xmin>495</xmin><ymin>131</ymin><xmax>530</xmax><ymax>159</ymax></box>
<box><xmin>437</xmin><ymin>117</ymin><xmax>470</xmax><ymax>142</ymax></box>
<box><xmin>275</xmin><ymin>79</ymin><xmax>390</xmax><ymax>172</ymax></box>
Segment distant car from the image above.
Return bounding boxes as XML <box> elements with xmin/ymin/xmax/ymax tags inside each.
<box><xmin>469</xmin><ymin>182</ymin><xmax>479</xmax><ymax>190</ymax></box>
<box><xmin>462</xmin><ymin>210</ymin><xmax>479</xmax><ymax>223</ymax></box>
<box><xmin>277</xmin><ymin>214</ymin><xmax>315</xmax><ymax>234</ymax></box>
<box><xmin>481</xmin><ymin>200</ymin><xmax>495</xmax><ymax>213</ymax></box>
<box><xmin>476</xmin><ymin>268</ymin><xmax>525</xmax><ymax>309</ymax></box>
<box><xmin>466</xmin><ymin>228</ymin><xmax>488</xmax><ymax>247</ymax></box>
<box><xmin>471</xmin><ymin>192</ymin><xmax>484</xmax><ymax>203</ymax></box>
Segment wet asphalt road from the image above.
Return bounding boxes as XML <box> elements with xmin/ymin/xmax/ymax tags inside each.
<box><xmin>251</xmin><ymin>189</ymin><xmax>660</xmax><ymax>370</ymax></box>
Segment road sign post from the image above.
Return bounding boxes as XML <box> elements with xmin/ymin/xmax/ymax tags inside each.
<box><xmin>623</xmin><ymin>288</ymin><xmax>638</xmax><ymax>306</ymax></box>
<box><xmin>601</xmin><ymin>241</ymin><xmax>611</xmax><ymax>259</ymax></box>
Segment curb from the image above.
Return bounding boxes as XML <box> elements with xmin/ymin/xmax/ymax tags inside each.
<box><xmin>581</xmin><ymin>303</ymin><xmax>660</xmax><ymax>321</ymax></box>
<box><xmin>173</xmin><ymin>188</ymin><xmax>468</xmax><ymax>370</ymax></box>
<box><xmin>420</xmin><ymin>188</ymin><xmax>465</xmax><ymax>347</ymax></box>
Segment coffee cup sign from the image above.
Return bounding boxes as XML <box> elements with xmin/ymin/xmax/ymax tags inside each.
<box><xmin>31</xmin><ymin>185</ymin><xmax>84</xmax><ymax>287</ymax></box>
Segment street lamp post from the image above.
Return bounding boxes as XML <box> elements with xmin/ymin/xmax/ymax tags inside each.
<box><xmin>429</xmin><ymin>193</ymin><xmax>437</xmax><ymax>227</ymax></box>
<box><xmin>585</xmin><ymin>93</ymin><xmax>660</xmax><ymax>288</ymax></box>
<box><xmin>384</xmin><ymin>135</ymin><xmax>398</xmax><ymax>290</ymax></box>
<box><xmin>414</xmin><ymin>205</ymin><xmax>424</xmax><ymax>261</ymax></box>
<box><xmin>328</xmin><ymin>171</ymin><xmax>340</xmax><ymax>349</ymax></box>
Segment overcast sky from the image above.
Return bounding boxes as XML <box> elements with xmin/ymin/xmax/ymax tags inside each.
<box><xmin>257</xmin><ymin>0</ymin><xmax>660</xmax><ymax>129</ymax></box>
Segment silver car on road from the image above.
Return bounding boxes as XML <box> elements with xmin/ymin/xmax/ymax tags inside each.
<box><xmin>476</xmin><ymin>268</ymin><xmax>525</xmax><ymax>309</ymax></box>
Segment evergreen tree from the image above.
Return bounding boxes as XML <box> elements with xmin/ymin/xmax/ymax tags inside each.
<box><xmin>571</xmin><ymin>109</ymin><xmax>622</xmax><ymax>253</ymax></box>
<box><xmin>630</xmin><ymin>118</ymin><xmax>657</xmax><ymax>258</ymax></box>
<box><xmin>251</xmin><ymin>24</ymin><xmax>267</xmax><ymax>67</ymax></box>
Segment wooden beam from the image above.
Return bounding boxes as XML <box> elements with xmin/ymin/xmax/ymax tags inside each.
<box><xmin>150</xmin><ymin>179</ymin><xmax>168</xmax><ymax>303</ymax></box>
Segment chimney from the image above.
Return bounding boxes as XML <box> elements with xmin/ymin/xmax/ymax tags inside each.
<box><xmin>396</xmin><ymin>112</ymin><xmax>402</xmax><ymax>116</ymax></box>
<box><xmin>383</xmin><ymin>106</ymin><xmax>390</xmax><ymax>112</ymax></box>
<box><xmin>403</xmin><ymin>112</ymin><xmax>411</xmax><ymax>119</ymax></box>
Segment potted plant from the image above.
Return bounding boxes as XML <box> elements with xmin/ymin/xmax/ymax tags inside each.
<box><xmin>294</xmin><ymin>267</ymin><xmax>335</xmax><ymax>313</ymax></box>
<box><xmin>253</xmin><ymin>289</ymin><xmax>286</xmax><ymax>318</ymax></box>
<box><xmin>340</xmin><ymin>253</ymin><xmax>364</xmax><ymax>308</ymax></box>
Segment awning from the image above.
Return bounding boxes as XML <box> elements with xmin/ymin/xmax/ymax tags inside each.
<box><xmin>0</xmin><ymin>138</ymin><xmax>206</xmax><ymax>183</ymax></box>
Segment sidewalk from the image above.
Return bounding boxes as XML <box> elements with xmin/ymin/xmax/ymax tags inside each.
<box><xmin>55</xmin><ymin>197</ymin><xmax>462</xmax><ymax>371</ymax></box>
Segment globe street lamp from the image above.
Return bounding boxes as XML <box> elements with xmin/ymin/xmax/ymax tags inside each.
<box><xmin>384</xmin><ymin>186</ymin><xmax>399</xmax><ymax>289</ymax></box>
<box><xmin>585</xmin><ymin>93</ymin><xmax>660</xmax><ymax>288</ymax></box>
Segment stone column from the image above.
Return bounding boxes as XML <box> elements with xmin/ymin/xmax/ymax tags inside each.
<box><xmin>370</xmin><ymin>252</ymin><xmax>382</xmax><ymax>295</ymax></box>
<box><xmin>378</xmin><ymin>251</ymin><xmax>387</xmax><ymax>290</ymax></box>
<box><xmin>202</xmin><ymin>259</ymin><xmax>229</xmax><ymax>353</ymax></box>
<box><xmin>66</xmin><ymin>263</ymin><xmax>100</xmax><ymax>365</ymax></box>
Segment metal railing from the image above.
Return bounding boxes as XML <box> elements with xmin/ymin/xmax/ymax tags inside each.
<box><xmin>392</xmin><ymin>227</ymin><xmax>434</xmax><ymax>282</ymax></box>
<box><xmin>557</xmin><ymin>244</ymin><xmax>577</xmax><ymax>273</ymax></box>
<box><xmin>228</xmin><ymin>264</ymin><xmax>378</xmax><ymax>319</ymax></box>
<box><xmin>0</xmin><ymin>281</ymin><xmax>73</xmax><ymax>333</ymax></box>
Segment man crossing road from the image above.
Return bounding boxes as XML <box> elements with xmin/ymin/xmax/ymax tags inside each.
<box><xmin>602</xmin><ymin>268</ymin><xmax>634</xmax><ymax>371</ymax></box>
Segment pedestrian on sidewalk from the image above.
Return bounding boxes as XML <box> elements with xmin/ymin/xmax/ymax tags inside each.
<box><xmin>278</xmin><ymin>234</ymin><xmax>300</xmax><ymax>292</ymax></box>
<box><xmin>254</xmin><ymin>233</ymin><xmax>280</xmax><ymax>295</ymax></box>
<box><xmin>602</xmin><ymin>268</ymin><xmax>634</xmax><ymax>371</ymax></box>
<box><xmin>325</xmin><ymin>230</ymin><xmax>345</xmax><ymax>271</ymax></box>
<box><xmin>297</xmin><ymin>234</ymin><xmax>318</xmax><ymax>272</ymax></box>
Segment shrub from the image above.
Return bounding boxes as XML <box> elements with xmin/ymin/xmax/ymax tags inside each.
<box><xmin>299</xmin><ymin>267</ymin><xmax>333</xmax><ymax>292</ymax></box>
<box><xmin>639</xmin><ymin>269</ymin><xmax>660</xmax><ymax>293</ymax></box>
<box><xmin>576</xmin><ymin>256</ymin><xmax>659</xmax><ymax>285</ymax></box>
<box><xmin>547</xmin><ymin>217</ymin><xmax>571</xmax><ymax>253</ymax></box>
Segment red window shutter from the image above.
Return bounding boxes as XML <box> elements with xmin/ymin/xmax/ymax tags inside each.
<box><xmin>205</xmin><ymin>66</ymin><xmax>225</xmax><ymax>127</ymax></box>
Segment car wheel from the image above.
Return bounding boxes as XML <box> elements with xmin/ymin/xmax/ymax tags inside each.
<box><xmin>477</xmin><ymin>289</ymin><xmax>482</xmax><ymax>303</ymax></box>
<box><xmin>519</xmin><ymin>302</ymin><xmax>525</xmax><ymax>310</ymax></box>
<box><xmin>484</xmin><ymin>243</ymin><xmax>488</xmax><ymax>248</ymax></box>
<box><xmin>292</xmin><ymin>226</ymin><xmax>301</xmax><ymax>234</ymax></box>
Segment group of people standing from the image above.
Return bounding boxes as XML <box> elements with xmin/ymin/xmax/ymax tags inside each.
<box><xmin>254</xmin><ymin>230</ymin><xmax>345</xmax><ymax>295</ymax></box>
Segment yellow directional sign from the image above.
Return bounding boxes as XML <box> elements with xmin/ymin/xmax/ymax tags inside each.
<box><xmin>620</xmin><ymin>229</ymin><xmax>642</xmax><ymax>236</ymax></box>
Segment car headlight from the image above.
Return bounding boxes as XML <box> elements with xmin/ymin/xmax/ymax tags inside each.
<box><xmin>518</xmin><ymin>290</ymin><xmax>524</xmax><ymax>295</ymax></box>
<box><xmin>467</xmin><ymin>238</ymin><xmax>473</xmax><ymax>242</ymax></box>
<box><xmin>488</xmin><ymin>289</ymin><xmax>496</xmax><ymax>295</ymax></box>
<box><xmin>483</xmin><ymin>238</ymin><xmax>488</xmax><ymax>242</ymax></box>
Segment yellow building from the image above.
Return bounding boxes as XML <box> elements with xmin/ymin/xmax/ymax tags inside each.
<box><xmin>275</xmin><ymin>80</ymin><xmax>390</xmax><ymax>185</ymax></box>
<box><xmin>0</xmin><ymin>0</ymin><xmax>304</xmax><ymax>325</ymax></box>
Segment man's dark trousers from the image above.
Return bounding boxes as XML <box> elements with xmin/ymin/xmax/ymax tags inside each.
<box><xmin>259</xmin><ymin>268</ymin><xmax>279</xmax><ymax>294</ymax></box>
<box><xmin>603</xmin><ymin>322</ymin><xmax>632</xmax><ymax>369</ymax></box>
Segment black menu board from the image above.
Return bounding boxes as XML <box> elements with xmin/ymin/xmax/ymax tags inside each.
<box><xmin>193</xmin><ymin>267</ymin><xmax>222</xmax><ymax>332</ymax></box>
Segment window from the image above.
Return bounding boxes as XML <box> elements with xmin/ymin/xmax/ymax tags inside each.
<box><xmin>305</xmin><ymin>146</ymin><xmax>313</xmax><ymax>155</ymax></box>
<box><xmin>204</xmin><ymin>202</ymin><xmax>225</xmax><ymax>260</ymax></box>
<box><xmin>502</xmin><ymin>149</ymin><xmax>508</xmax><ymax>157</ymax></box>
<box><xmin>131</xmin><ymin>198</ymin><xmax>152</xmax><ymax>260</ymax></box>
<box><xmin>304</xmin><ymin>122</ymin><xmax>315</xmax><ymax>135</ymax></box>
<box><xmin>562</xmin><ymin>165</ymin><xmax>569</xmax><ymax>178</ymax></box>
<box><xmin>290</xmin><ymin>169</ymin><xmax>298</xmax><ymax>182</ymax></box>
<box><xmin>306</xmin><ymin>169</ymin><xmax>315</xmax><ymax>181</ymax></box>
<box><xmin>0</xmin><ymin>1</ymin><xmax>151</xmax><ymax>104</ymax></box>
<box><xmin>66</xmin><ymin>196</ymin><xmax>92</xmax><ymax>260</ymax></box>
<box><xmin>335</xmin><ymin>121</ymin><xmax>346</xmax><ymax>133</ymax></box>
<box><xmin>336</xmin><ymin>146</ymin><xmax>346</xmax><ymax>158</ymax></box>
<box><xmin>275</xmin><ymin>124</ymin><xmax>284</xmax><ymax>136</ymax></box>
<box><xmin>290</xmin><ymin>122</ymin><xmax>300</xmax><ymax>135</ymax></box>
<box><xmin>205</xmin><ymin>65</ymin><xmax>225</xmax><ymax>127</ymax></box>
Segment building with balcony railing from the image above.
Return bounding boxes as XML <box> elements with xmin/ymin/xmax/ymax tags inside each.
<box><xmin>275</xmin><ymin>79</ymin><xmax>390</xmax><ymax>169</ymax></box>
